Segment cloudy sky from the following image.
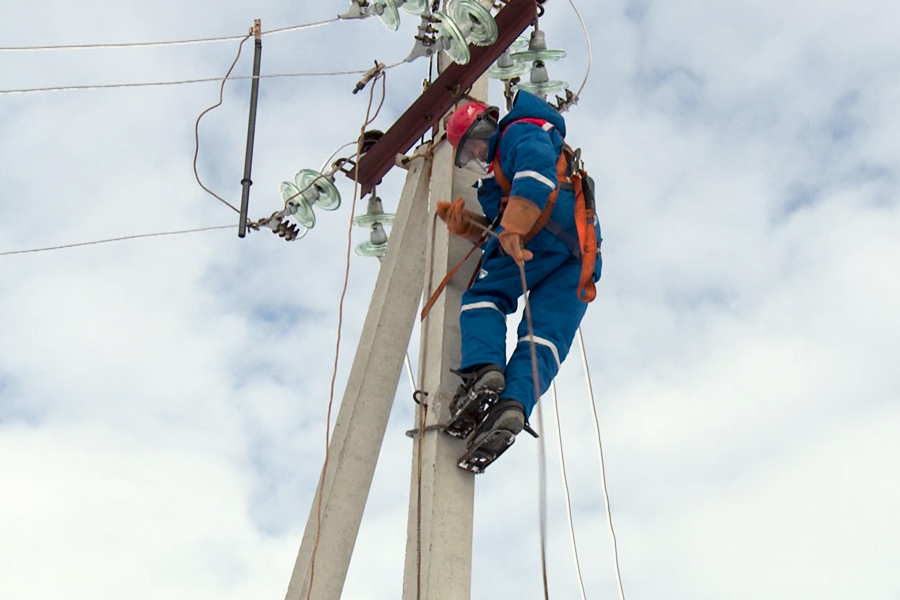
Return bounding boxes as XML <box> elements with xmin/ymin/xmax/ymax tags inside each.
<box><xmin>2</xmin><ymin>1</ymin><xmax>899</xmax><ymax>599</ymax></box>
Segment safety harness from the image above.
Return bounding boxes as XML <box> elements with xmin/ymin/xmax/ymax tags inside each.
<box><xmin>490</xmin><ymin>118</ymin><xmax>598</xmax><ymax>303</ymax></box>
<box><xmin>420</xmin><ymin>118</ymin><xmax>598</xmax><ymax>321</ymax></box>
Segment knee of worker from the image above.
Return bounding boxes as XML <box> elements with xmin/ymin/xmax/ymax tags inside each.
<box><xmin>462</xmin><ymin>278</ymin><xmax>518</xmax><ymax>314</ymax></box>
<box><xmin>515</xmin><ymin>308</ymin><xmax>584</xmax><ymax>367</ymax></box>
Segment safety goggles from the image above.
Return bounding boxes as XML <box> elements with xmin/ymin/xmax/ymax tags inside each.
<box><xmin>454</xmin><ymin>112</ymin><xmax>498</xmax><ymax>169</ymax></box>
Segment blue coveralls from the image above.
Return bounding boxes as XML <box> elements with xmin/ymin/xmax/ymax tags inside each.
<box><xmin>459</xmin><ymin>91</ymin><xmax>602</xmax><ymax>419</ymax></box>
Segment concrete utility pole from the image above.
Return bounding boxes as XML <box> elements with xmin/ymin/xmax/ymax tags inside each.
<box><xmin>284</xmin><ymin>2</ymin><xmax>535</xmax><ymax>597</ymax></box>
<box><xmin>401</xmin><ymin>77</ymin><xmax>487</xmax><ymax>600</ymax></box>
<box><xmin>285</xmin><ymin>153</ymin><xmax>432</xmax><ymax>600</ymax></box>
<box><xmin>284</xmin><ymin>80</ymin><xmax>486</xmax><ymax>600</ymax></box>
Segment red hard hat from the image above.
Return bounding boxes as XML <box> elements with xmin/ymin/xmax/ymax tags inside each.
<box><xmin>447</xmin><ymin>101</ymin><xmax>497</xmax><ymax>148</ymax></box>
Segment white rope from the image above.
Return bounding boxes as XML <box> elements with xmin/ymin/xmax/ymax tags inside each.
<box><xmin>549</xmin><ymin>381</ymin><xmax>588</xmax><ymax>600</ymax></box>
<box><xmin>404</xmin><ymin>352</ymin><xmax>417</xmax><ymax>393</ymax></box>
<box><xmin>576</xmin><ymin>327</ymin><xmax>626</xmax><ymax>600</ymax></box>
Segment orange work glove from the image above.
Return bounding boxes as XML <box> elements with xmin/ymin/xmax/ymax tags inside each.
<box><xmin>498</xmin><ymin>196</ymin><xmax>542</xmax><ymax>265</ymax></box>
<box><xmin>436</xmin><ymin>197</ymin><xmax>487</xmax><ymax>243</ymax></box>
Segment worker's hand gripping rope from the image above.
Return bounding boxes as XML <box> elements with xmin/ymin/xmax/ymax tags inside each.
<box><xmin>436</xmin><ymin>197</ymin><xmax>490</xmax><ymax>245</ymax></box>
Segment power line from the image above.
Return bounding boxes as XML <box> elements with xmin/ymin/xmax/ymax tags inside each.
<box><xmin>0</xmin><ymin>225</ymin><xmax>236</xmax><ymax>257</ymax></box>
<box><xmin>0</xmin><ymin>18</ymin><xmax>339</xmax><ymax>53</ymax></box>
<box><xmin>0</xmin><ymin>68</ymin><xmax>377</xmax><ymax>96</ymax></box>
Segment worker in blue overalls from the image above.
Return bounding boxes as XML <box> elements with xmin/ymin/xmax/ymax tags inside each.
<box><xmin>437</xmin><ymin>90</ymin><xmax>602</xmax><ymax>471</ymax></box>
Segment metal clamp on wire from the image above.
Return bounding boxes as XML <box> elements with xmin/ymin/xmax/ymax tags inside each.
<box><xmin>353</xmin><ymin>61</ymin><xmax>386</xmax><ymax>94</ymax></box>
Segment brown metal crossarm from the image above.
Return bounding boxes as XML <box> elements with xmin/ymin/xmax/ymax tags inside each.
<box><xmin>350</xmin><ymin>0</ymin><xmax>537</xmax><ymax>196</ymax></box>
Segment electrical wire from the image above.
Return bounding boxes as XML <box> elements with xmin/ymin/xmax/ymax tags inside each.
<box><xmin>307</xmin><ymin>69</ymin><xmax>388</xmax><ymax>600</ymax></box>
<box><xmin>576</xmin><ymin>327</ymin><xmax>626</xmax><ymax>600</ymax></box>
<box><xmin>0</xmin><ymin>69</ymin><xmax>375</xmax><ymax>96</ymax></box>
<box><xmin>549</xmin><ymin>381</ymin><xmax>589</xmax><ymax>600</ymax></box>
<box><xmin>565</xmin><ymin>0</ymin><xmax>593</xmax><ymax>99</ymax></box>
<box><xmin>193</xmin><ymin>34</ymin><xmax>251</xmax><ymax>215</ymax></box>
<box><xmin>262</xmin><ymin>18</ymin><xmax>340</xmax><ymax>37</ymax></box>
<box><xmin>0</xmin><ymin>225</ymin><xmax>235</xmax><ymax>257</ymax></box>
<box><xmin>0</xmin><ymin>17</ymin><xmax>339</xmax><ymax>52</ymax></box>
<box><xmin>0</xmin><ymin>62</ymin><xmax>409</xmax><ymax>96</ymax></box>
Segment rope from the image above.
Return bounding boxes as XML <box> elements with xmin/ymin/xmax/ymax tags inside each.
<box><xmin>521</xmin><ymin>269</ymin><xmax>551</xmax><ymax>600</ymax></box>
<box><xmin>404</xmin><ymin>353</ymin><xmax>418</xmax><ymax>393</ymax></box>
<box><xmin>306</xmin><ymin>68</ymin><xmax>388</xmax><ymax>600</ymax></box>
<box><xmin>414</xmin><ymin>210</ymin><xmax>443</xmax><ymax>600</ymax></box>
<box><xmin>0</xmin><ymin>18</ymin><xmax>338</xmax><ymax>52</ymax></box>
<box><xmin>0</xmin><ymin>225</ymin><xmax>234</xmax><ymax>257</ymax></box>
<box><xmin>549</xmin><ymin>382</ymin><xmax>588</xmax><ymax>600</ymax></box>
<box><xmin>463</xmin><ymin>213</ymin><xmax>551</xmax><ymax>598</ymax></box>
<box><xmin>576</xmin><ymin>327</ymin><xmax>626</xmax><ymax>600</ymax></box>
<box><xmin>192</xmin><ymin>34</ymin><xmax>251</xmax><ymax>215</ymax></box>
<box><xmin>415</xmin><ymin>392</ymin><xmax>427</xmax><ymax>600</ymax></box>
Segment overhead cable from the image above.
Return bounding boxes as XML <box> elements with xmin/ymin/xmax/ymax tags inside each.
<box><xmin>0</xmin><ymin>18</ymin><xmax>339</xmax><ymax>53</ymax></box>
<box><xmin>0</xmin><ymin>225</ymin><xmax>235</xmax><ymax>257</ymax></box>
<box><xmin>0</xmin><ymin>69</ymin><xmax>376</xmax><ymax>96</ymax></box>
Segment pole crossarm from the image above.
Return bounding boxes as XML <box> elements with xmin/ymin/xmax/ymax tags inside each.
<box><xmin>350</xmin><ymin>0</ymin><xmax>537</xmax><ymax>195</ymax></box>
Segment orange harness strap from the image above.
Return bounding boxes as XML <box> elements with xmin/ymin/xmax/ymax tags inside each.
<box><xmin>572</xmin><ymin>172</ymin><xmax>597</xmax><ymax>302</ymax></box>
<box><xmin>420</xmin><ymin>242</ymin><xmax>482</xmax><ymax>321</ymax></box>
<box><xmin>493</xmin><ymin>146</ymin><xmax>597</xmax><ymax>303</ymax></box>
<box><xmin>490</xmin><ymin>151</ymin><xmax>569</xmax><ymax>245</ymax></box>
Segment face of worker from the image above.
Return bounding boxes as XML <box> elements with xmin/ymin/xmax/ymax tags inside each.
<box><xmin>456</xmin><ymin>138</ymin><xmax>489</xmax><ymax>173</ymax></box>
<box><xmin>454</xmin><ymin>115</ymin><xmax>497</xmax><ymax>174</ymax></box>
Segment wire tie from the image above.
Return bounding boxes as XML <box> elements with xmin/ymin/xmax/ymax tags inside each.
<box><xmin>353</xmin><ymin>61</ymin><xmax>385</xmax><ymax>95</ymax></box>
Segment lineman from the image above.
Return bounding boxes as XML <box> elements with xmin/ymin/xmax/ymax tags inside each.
<box><xmin>437</xmin><ymin>90</ymin><xmax>602</xmax><ymax>471</ymax></box>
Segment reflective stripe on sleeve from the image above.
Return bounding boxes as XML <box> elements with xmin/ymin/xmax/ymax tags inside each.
<box><xmin>513</xmin><ymin>170</ymin><xmax>557</xmax><ymax>190</ymax></box>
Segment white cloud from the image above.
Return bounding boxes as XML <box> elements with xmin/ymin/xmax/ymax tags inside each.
<box><xmin>2</xmin><ymin>1</ymin><xmax>900</xmax><ymax>599</ymax></box>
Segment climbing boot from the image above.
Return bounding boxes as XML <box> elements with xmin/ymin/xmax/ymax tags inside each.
<box><xmin>444</xmin><ymin>364</ymin><xmax>505</xmax><ymax>439</ymax></box>
<box><xmin>457</xmin><ymin>399</ymin><xmax>529</xmax><ymax>474</ymax></box>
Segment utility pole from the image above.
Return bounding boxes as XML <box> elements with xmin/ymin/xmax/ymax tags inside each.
<box><xmin>284</xmin><ymin>3</ymin><xmax>536</xmax><ymax>598</ymax></box>
<box><xmin>284</xmin><ymin>153</ymin><xmax>432</xmax><ymax>600</ymax></box>
<box><xmin>401</xmin><ymin>76</ymin><xmax>487</xmax><ymax>600</ymax></box>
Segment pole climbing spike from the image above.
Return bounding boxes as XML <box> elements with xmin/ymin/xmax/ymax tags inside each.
<box><xmin>443</xmin><ymin>365</ymin><xmax>504</xmax><ymax>439</ymax></box>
